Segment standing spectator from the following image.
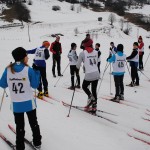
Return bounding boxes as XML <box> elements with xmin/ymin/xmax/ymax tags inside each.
<box><xmin>50</xmin><ymin>36</ymin><xmax>63</xmax><ymax>77</ymax></box>
<box><xmin>67</xmin><ymin>43</ymin><xmax>80</xmax><ymax>90</ymax></box>
<box><xmin>0</xmin><ymin>47</ymin><xmax>42</xmax><ymax>150</ymax></box>
<box><xmin>95</xmin><ymin>43</ymin><xmax>101</xmax><ymax>73</ymax></box>
<box><xmin>107</xmin><ymin>44</ymin><xmax>126</xmax><ymax>102</ymax></box>
<box><xmin>126</xmin><ymin>42</ymin><xmax>139</xmax><ymax>86</ymax></box>
<box><xmin>27</xmin><ymin>41</ymin><xmax>50</xmax><ymax>99</ymax></box>
<box><xmin>138</xmin><ymin>36</ymin><xmax>144</xmax><ymax>70</ymax></box>
<box><xmin>80</xmin><ymin>34</ymin><xmax>93</xmax><ymax>50</ymax></box>
<box><xmin>76</xmin><ymin>47</ymin><xmax>100</xmax><ymax>114</ymax></box>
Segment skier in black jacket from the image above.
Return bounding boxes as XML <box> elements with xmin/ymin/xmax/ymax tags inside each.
<box><xmin>126</xmin><ymin>42</ymin><xmax>139</xmax><ymax>86</ymax></box>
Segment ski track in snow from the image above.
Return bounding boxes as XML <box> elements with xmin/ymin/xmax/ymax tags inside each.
<box><xmin>0</xmin><ymin>0</ymin><xmax>150</xmax><ymax>150</ymax></box>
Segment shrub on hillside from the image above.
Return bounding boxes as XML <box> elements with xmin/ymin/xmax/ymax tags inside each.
<box><xmin>52</xmin><ymin>5</ymin><xmax>61</xmax><ymax>11</ymax></box>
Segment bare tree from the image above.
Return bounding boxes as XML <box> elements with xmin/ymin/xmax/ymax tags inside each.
<box><xmin>119</xmin><ymin>18</ymin><xmax>125</xmax><ymax>31</ymax></box>
<box><xmin>124</xmin><ymin>22</ymin><xmax>132</xmax><ymax>35</ymax></box>
<box><xmin>108</xmin><ymin>13</ymin><xmax>116</xmax><ymax>26</ymax></box>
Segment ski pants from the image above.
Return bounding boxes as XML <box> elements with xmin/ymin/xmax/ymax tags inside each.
<box><xmin>131</xmin><ymin>66</ymin><xmax>139</xmax><ymax>84</ymax></box>
<box><xmin>82</xmin><ymin>79</ymin><xmax>98</xmax><ymax>101</ymax></box>
<box><xmin>52</xmin><ymin>55</ymin><xmax>61</xmax><ymax>75</ymax></box>
<box><xmin>139</xmin><ymin>52</ymin><xmax>144</xmax><ymax>69</ymax></box>
<box><xmin>14</xmin><ymin>109</ymin><xmax>42</xmax><ymax>150</ymax></box>
<box><xmin>37</xmin><ymin>66</ymin><xmax>48</xmax><ymax>92</ymax></box>
<box><xmin>70</xmin><ymin>65</ymin><xmax>80</xmax><ymax>87</ymax></box>
<box><xmin>114</xmin><ymin>75</ymin><xmax>124</xmax><ymax>97</ymax></box>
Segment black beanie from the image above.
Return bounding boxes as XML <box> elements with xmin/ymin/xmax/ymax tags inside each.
<box><xmin>117</xmin><ymin>44</ymin><xmax>124</xmax><ymax>52</ymax></box>
<box><xmin>12</xmin><ymin>47</ymin><xmax>27</xmax><ymax>62</ymax></box>
<box><xmin>133</xmin><ymin>42</ymin><xmax>138</xmax><ymax>46</ymax></box>
<box><xmin>71</xmin><ymin>43</ymin><xmax>76</xmax><ymax>49</ymax></box>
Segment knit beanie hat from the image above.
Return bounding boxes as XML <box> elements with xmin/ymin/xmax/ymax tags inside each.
<box><xmin>71</xmin><ymin>43</ymin><xmax>76</xmax><ymax>49</ymax></box>
<box><xmin>42</xmin><ymin>41</ymin><xmax>50</xmax><ymax>47</ymax></box>
<box><xmin>12</xmin><ymin>47</ymin><xmax>27</xmax><ymax>62</ymax></box>
<box><xmin>117</xmin><ymin>44</ymin><xmax>123</xmax><ymax>52</ymax></box>
<box><xmin>133</xmin><ymin>42</ymin><xmax>138</xmax><ymax>46</ymax></box>
<box><xmin>138</xmin><ymin>36</ymin><xmax>142</xmax><ymax>40</ymax></box>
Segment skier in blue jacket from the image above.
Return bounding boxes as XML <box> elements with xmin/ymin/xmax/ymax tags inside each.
<box><xmin>27</xmin><ymin>41</ymin><xmax>50</xmax><ymax>99</ymax></box>
<box><xmin>0</xmin><ymin>47</ymin><xmax>42</xmax><ymax>150</ymax></box>
<box><xmin>107</xmin><ymin>44</ymin><xmax>126</xmax><ymax>102</ymax></box>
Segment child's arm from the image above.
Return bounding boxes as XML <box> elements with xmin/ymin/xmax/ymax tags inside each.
<box><xmin>28</xmin><ymin>67</ymin><xmax>40</xmax><ymax>89</ymax></box>
<box><xmin>27</xmin><ymin>48</ymin><xmax>37</xmax><ymax>54</ymax></box>
<box><xmin>0</xmin><ymin>68</ymin><xmax>8</xmax><ymax>89</ymax></box>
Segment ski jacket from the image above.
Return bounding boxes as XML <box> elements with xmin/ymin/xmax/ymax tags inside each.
<box><xmin>95</xmin><ymin>48</ymin><xmax>101</xmax><ymax>62</ymax></box>
<box><xmin>50</xmin><ymin>41</ymin><xmax>62</xmax><ymax>56</ymax></box>
<box><xmin>27</xmin><ymin>46</ymin><xmax>50</xmax><ymax>67</ymax></box>
<box><xmin>107</xmin><ymin>51</ymin><xmax>126</xmax><ymax>76</ymax></box>
<box><xmin>138</xmin><ymin>42</ymin><xmax>144</xmax><ymax>55</ymax></box>
<box><xmin>126</xmin><ymin>48</ymin><xmax>139</xmax><ymax>67</ymax></box>
<box><xmin>80</xmin><ymin>38</ymin><xmax>93</xmax><ymax>50</ymax></box>
<box><xmin>76</xmin><ymin>48</ymin><xmax>99</xmax><ymax>81</ymax></box>
<box><xmin>0</xmin><ymin>63</ymin><xmax>40</xmax><ymax>113</ymax></box>
<box><xmin>68</xmin><ymin>50</ymin><xmax>78</xmax><ymax>66</ymax></box>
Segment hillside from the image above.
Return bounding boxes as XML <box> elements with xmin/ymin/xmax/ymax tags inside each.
<box><xmin>0</xmin><ymin>0</ymin><xmax>150</xmax><ymax>150</ymax></box>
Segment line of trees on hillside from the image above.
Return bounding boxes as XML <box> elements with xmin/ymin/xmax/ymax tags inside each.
<box><xmin>1</xmin><ymin>0</ymin><xmax>31</xmax><ymax>24</ymax></box>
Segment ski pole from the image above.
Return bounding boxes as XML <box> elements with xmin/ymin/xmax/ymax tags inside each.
<box><xmin>125</xmin><ymin>61</ymin><xmax>137</xmax><ymax>93</ymax></box>
<box><xmin>67</xmin><ymin>80</ymin><xmax>77</xmax><ymax>117</ymax></box>
<box><xmin>54</xmin><ymin>63</ymin><xmax>69</xmax><ymax>87</ymax></box>
<box><xmin>4</xmin><ymin>90</ymin><xmax>8</xmax><ymax>97</ymax></box>
<box><xmin>138</xmin><ymin>69</ymin><xmax>150</xmax><ymax>81</ymax></box>
<box><xmin>97</xmin><ymin>62</ymin><xmax>110</xmax><ymax>96</ymax></box>
<box><xmin>110</xmin><ymin>64</ymin><xmax>113</xmax><ymax>95</ymax></box>
<box><xmin>0</xmin><ymin>89</ymin><xmax>6</xmax><ymax>112</ymax></box>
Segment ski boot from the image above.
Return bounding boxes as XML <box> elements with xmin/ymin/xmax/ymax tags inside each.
<box><xmin>37</xmin><ymin>92</ymin><xmax>43</xmax><ymax>99</ymax></box>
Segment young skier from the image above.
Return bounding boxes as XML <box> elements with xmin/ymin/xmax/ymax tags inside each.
<box><xmin>107</xmin><ymin>42</ymin><xmax>117</xmax><ymax>60</ymax></box>
<box><xmin>138</xmin><ymin>36</ymin><xmax>144</xmax><ymax>70</ymax></box>
<box><xmin>107</xmin><ymin>44</ymin><xmax>126</xmax><ymax>102</ymax></box>
<box><xmin>27</xmin><ymin>41</ymin><xmax>50</xmax><ymax>99</ymax></box>
<box><xmin>67</xmin><ymin>43</ymin><xmax>80</xmax><ymax>90</ymax></box>
<box><xmin>95</xmin><ymin>43</ymin><xmax>101</xmax><ymax>73</ymax></box>
<box><xmin>76</xmin><ymin>47</ymin><xmax>100</xmax><ymax>114</ymax></box>
<box><xmin>126</xmin><ymin>42</ymin><xmax>139</xmax><ymax>86</ymax></box>
<box><xmin>0</xmin><ymin>47</ymin><xmax>42</xmax><ymax>150</ymax></box>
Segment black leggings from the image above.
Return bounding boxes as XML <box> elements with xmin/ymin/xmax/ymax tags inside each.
<box><xmin>114</xmin><ymin>75</ymin><xmax>124</xmax><ymax>96</ymax></box>
<box><xmin>139</xmin><ymin>52</ymin><xmax>144</xmax><ymax>69</ymax></box>
<box><xmin>82</xmin><ymin>80</ymin><xmax>98</xmax><ymax>100</ymax></box>
<box><xmin>70</xmin><ymin>65</ymin><xmax>80</xmax><ymax>87</ymax></box>
<box><xmin>14</xmin><ymin>109</ymin><xmax>42</xmax><ymax>150</ymax></box>
<box><xmin>36</xmin><ymin>66</ymin><xmax>48</xmax><ymax>92</ymax></box>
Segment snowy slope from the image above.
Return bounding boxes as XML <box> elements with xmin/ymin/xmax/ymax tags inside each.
<box><xmin>0</xmin><ymin>0</ymin><xmax>150</xmax><ymax>150</ymax></box>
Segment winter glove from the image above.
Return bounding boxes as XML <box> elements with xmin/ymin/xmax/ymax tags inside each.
<box><xmin>32</xmin><ymin>63</ymin><xmax>38</xmax><ymax>70</ymax></box>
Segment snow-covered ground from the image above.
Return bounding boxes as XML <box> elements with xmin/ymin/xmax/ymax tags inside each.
<box><xmin>127</xmin><ymin>4</ymin><xmax>150</xmax><ymax>15</ymax></box>
<box><xmin>0</xmin><ymin>0</ymin><xmax>150</xmax><ymax>150</ymax></box>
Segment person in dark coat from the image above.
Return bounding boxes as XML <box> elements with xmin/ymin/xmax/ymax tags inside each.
<box><xmin>50</xmin><ymin>36</ymin><xmax>63</xmax><ymax>77</ymax></box>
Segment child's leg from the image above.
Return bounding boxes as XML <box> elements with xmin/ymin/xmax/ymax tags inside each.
<box><xmin>39</xmin><ymin>67</ymin><xmax>48</xmax><ymax>92</ymax></box>
<box><xmin>13</xmin><ymin>112</ymin><xmax>25</xmax><ymax>150</ymax></box>
<box><xmin>75</xmin><ymin>67</ymin><xmax>80</xmax><ymax>86</ymax></box>
<box><xmin>70</xmin><ymin>66</ymin><xmax>75</xmax><ymax>87</ymax></box>
<box><xmin>114</xmin><ymin>75</ymin><xmax>120</xmax><ymax>97</ymax></box>
<box><xmin>27</xmin><ymin>109</ymin><xmax>42</xmax><ymax>147</ymax></box>
<box><xmin>119</xmin><ymin>75</ymin><xmax>124</xmax><ymax>95</ymax></box>
<box><xmin>82</xmin><ymin>80</ymin><xmax>91</xmax><ymax>97</ymax></box>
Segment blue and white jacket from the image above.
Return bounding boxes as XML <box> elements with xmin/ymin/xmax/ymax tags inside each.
<box><xmin>27</xmin><ymin>46</ymin><xmax>50</xmax><ymax>67</ymax></box>
<box><xmin>0</xmin><ymin>63</ymin><xmax>40</xmax><ymax>113</ymax></box>
<box><xmin>107</xmin><ymin>51</ymin><xmax>126</xmax><ymax>76</ymax></box>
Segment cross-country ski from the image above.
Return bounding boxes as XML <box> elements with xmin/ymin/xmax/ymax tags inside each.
<box><xmin>0</xmin><ymin>0</ymin><xmax>150</xmax><ymax>150</ymax></box>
